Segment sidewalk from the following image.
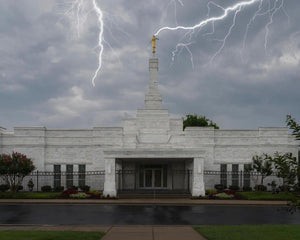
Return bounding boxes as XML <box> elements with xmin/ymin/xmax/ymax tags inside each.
<box><xmin>0</xmin><ymin>225</ymin><xmax>207</xmax><ymax>240</ymax></box>
<box><xmin>0</xmin><ymin>198</ymin><xmax>289</xmax><ymax>205</ymax></box>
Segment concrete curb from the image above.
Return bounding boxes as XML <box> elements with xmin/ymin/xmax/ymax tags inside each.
<box><xmin>0</xmin><ymin>199</ymin><xmax>290</xmax><ymax>205</ymax></box>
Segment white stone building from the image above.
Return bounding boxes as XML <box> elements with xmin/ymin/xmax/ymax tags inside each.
<box><xmin>0</xmin><ymin>58</ymin><xmax>298</xmax><ymax>196</ymax></box>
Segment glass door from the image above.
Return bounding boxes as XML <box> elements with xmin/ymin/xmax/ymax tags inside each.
<box><xmin>143</xmin><ymin>168</ymin><xmax>163</xmax><ymax>188</ymax></box>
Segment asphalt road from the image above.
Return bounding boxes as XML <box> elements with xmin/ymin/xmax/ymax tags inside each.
<box><xmin>0</xmin><ymin>205</ymin><xmax>299</xmax><ymax>225</ymax></box>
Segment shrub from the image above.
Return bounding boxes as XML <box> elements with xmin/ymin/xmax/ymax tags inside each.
<box><xmin>278</xmin><ymin>185</ymin><xmax>291</xmax><ymax>192</ymax></box>
<box><xmin>214</xmin><ymin>184</ymin><xmax>226</xmax><ymax>191</ymax></box>
<box><xmin>41</xmin><ymin>185</ymin><xmax>52</xmax><ymax>192</ymax></box>
<box><xmin>70</xmin><ymin>192</ymin><xmax>91</xmax><ymax>199</ymax></box>
<box><xmin>86</xmin><ymin>191</ymin><xmax>100</xmax><ymax>198</ymax></box>
<box><xmin>79</xmin><ymin>185</ymin><xmax>90</xmax><ymax>192</ymax></box>
<box><xmin>229</xmin><ymin>185</ymin><xmax>240</xmax><ymax>191</ymax></box>
<box><xmin>214</xmin><ymin>193</ymin><xmax>234</xmax><ymax>199</ymax></box>
<box><xmin>206</xmin><ymin>189</ymin><xmax>217</xmax><ymax>195</ymax></box>
<box><xmin>243</xmin><ymin>186</ymin><xmax>252</xmax><ymax>192</ymax></box>
<box><xmin>89</xmin><ymin>190</ymin><xmax>100</xmax><ymax>195</ymax></box>
<box><xmin>0</xmin><ymin>184</ymin><xmax>9</xmax><ymax>192</ymax></box>
<box><xmin>68</xmin><ymin>186</ymin><xmax>78</xmax><ymax>190</ymax></box>
<box><xmin>255</xmin><ymin>185</ymin><xmax>267</xmax><ymax>192</ymax></box>
<box><xmin>17</xmin><ymin>185</ymin><xmax>23</xmax><ymax>192</ymax></box>
<box><xmin>53</xmin><ymin>186</ymin><xmax>64</xmax><ymax>192</ymax></box>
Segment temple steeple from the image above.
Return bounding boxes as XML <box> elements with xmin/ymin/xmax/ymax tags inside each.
<box><xmin>144</xmin><ymin>58</ymin><xmax>162</xmax><ymax>109</ymax></box>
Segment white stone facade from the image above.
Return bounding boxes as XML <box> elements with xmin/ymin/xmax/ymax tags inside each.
<box><xmin>0</xmin><ymin>58</ymin><xmax>298</xmax><ymax>196</ymax></box>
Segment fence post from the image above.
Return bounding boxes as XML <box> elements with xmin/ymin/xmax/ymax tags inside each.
<box><xmin>36</xmin><ymin>171</ymin><xmax>39</xmax><ymax>192</ymax></box>
<box><xmin>187</xmin><ymin>170</ymin><xmax>190</xmax><ymax>192</ymax></box>
<box><xmin>240</xmin><ymin>170</ymin><xmax>243</xmax><ymax>190</ymax></box>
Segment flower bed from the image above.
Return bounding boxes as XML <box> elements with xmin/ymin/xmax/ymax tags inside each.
<box><xmin>208</xmin><ymin>189</ymin><xmax>244</xmax><ymax>200</ymax></box>
<box><xmin>60</xmin><ymin>189</ymin><xmax>101</xmax><ymax>199</ymax></box>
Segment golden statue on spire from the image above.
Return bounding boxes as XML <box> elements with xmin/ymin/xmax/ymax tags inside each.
<box><xmin>151</xmin><ymin>35</ymin><xmax>159</xmax><ymax>55</ymax></box>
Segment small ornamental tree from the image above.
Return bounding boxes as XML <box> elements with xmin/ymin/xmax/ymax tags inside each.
<box><xmin>286</xmin><ymin>115</ymin><xmax>300</xmax><ymax>189</ymax></box>
<box><xmin>0</xmin><ymin>152</ymin><xmax>35</xmax><ymax>193</ymax></box>
<box><xmin>249</xmin><ymin>154</ymin><xmax>273</xmax><ymax>191</ymax></box>
<box><xmin>286</xmin><ymin>115</ymin><xmax>300</xmax><ymax>140</ymax></box>
<box><xmin>266</xmin><ymin>152</ymin><xmax>299</xmax><ymax>192</ymax></box>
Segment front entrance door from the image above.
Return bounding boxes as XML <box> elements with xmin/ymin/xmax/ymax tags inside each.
<box><xmin>144</xmin><ymin>168</ymin><xmax>163</xmax><ymax>188</ymax></box>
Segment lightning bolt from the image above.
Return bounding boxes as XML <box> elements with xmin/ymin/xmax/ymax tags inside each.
<box><xmin>155</xmin><ymin>0</ymin><xmax>287</xmax><ymax>66</ymax></box>
<box><xmin>264</xmin><ymin>0</ymin><xmax>285</xmax><ymax>53</ymax></box>
<box><xmin>210</xmin><ymin>5</ymin><xmax>242</xmax><ymax>63</ymax></box>
<box><xmin>62</xmin><ymin>0</ymin><xmax>105</xmax><ymax>87</ymax></box>
<box><xmin>155</xmin><ymin>0</ymin><xmax>262</xmax><ymax>36</ymax></box>
<box><xmin>172</xmin><ymin>42</ymin><xmax>195</xmax><ymax>69</ymax></box>
<box><xmin>60</xmin><ymin>0</ymin><xmax>288</xmax><ymax>86</ymax></box>
<box><xmin>91</xmin><ymin>0</ymin><xmax>104</xmax><ymax>87</ymax></box>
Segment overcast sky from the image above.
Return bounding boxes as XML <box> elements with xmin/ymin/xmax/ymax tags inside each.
<box><xmin>0</xmin><ymin>0</ymin><xmax>299</xmax><ymax>130</ymax></box>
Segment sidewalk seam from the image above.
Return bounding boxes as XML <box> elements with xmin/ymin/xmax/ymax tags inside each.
<box><xmin>105</xmin><ymin>225</ymin><xmax>113</xmax><ymax>234</ymax></box>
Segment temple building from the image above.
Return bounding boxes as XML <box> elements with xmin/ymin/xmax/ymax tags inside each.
<box><xmin>0</xmin><ymin>57</ymin><xmax>298</xmax><ymax>197</ymax></box>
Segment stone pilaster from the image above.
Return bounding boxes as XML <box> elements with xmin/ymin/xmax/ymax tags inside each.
<box><xmin>103</xmin><ymin>158</ymin><xmax>117</xmax><ymax>197</ymax></box>
<box><xmin>191</xmin><ymin>158</ymin><xmax>205</xmax><ymax>197</ymax></box>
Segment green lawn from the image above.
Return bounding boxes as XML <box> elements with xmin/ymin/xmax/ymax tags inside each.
<box><xmin>0</xmin><ymin>231</ymin><xmax>105</xmax><ymax>240</ymax></box>
<box><xmin>238</xmin><ymin>191</ymin><xmax>297</xmax><ymax>201</ymax></box>
<box><xmin>194</xmin><ymin>225</ymin><xmax>300</xmax><ymax>240</ymax></box>
<box><xmin>0</xmin><ymin>192</ymin><xmax>61</xmax><ymax>199</ymax></box>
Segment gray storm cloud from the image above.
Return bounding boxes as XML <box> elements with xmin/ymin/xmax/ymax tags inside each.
<box><xmin>0</xmin><ymin>0</ymin><xmax>299</xmax><ymax>130</ymax></box>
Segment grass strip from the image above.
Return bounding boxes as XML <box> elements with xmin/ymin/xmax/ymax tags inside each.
<box><xmin>0</xmin><ymin>231</ymin><xmax>105</xmax><ymax>240</ymax></box>
<box><xmin>194</xmin><ymin>225</ymin><xmax>300</xmax><ymax>240</ymax></box>
<box><xmin>237</xmin><ymin>192</ymin><xmax>297</xmax><ymax>201</ymax></box>
<box><xmin>0</xmin><ymin>192</ymin><xmax>61</xmax><ymax>199</ymax></box>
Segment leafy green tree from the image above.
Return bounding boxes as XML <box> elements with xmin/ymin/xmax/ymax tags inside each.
<box><xmin>266</xmin><ymin>152</ymin><xmax>299</xmax><ymax>192</ymax></box>
<box><xmin>183</xmin><ymin>114</ymin><xmax>219</xmax><ymax>130</ymax></box>
<box><xmin>286</xmin><ymin>115</ymin><xmax>300</xmax><ymax>140</ymax></box>
<box><xmin>286</xmin><ymin>115</ymin><xmax>300</xmax><ymax>189</ymax></box>
<box><xmin>0</xmin><ymin>152</ymin><xmax>35</xmax><ymax>193</ymax></box>
<box><xmin>249</xmin><ymin>155</ymin><xmax>273</xmax><ymax>191</ymax></box>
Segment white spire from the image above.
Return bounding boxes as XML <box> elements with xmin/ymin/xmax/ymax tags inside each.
<box><xmin>144</xmin><ymin>58</ymin><xmax>162</xmax><ymax>109</ymax></box>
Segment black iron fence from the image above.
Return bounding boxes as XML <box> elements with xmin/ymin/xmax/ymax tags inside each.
<box><xmin>203</xmin><ymin>170</ymin><xmax>283</xmax><ymax>191</ymax></box>
<box><xmin>0</xmin><ymin>170</ymin><xmax>288</xmax><ymax>192</ymax></box>
<box><xmin>0</xmin><ymin>171</ymin><xmax>105</xmax><ymax>192</ymax></box>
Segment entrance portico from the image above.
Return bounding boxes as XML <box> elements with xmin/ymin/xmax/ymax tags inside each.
<box><xmin>103</xmin><ymin>149</ymin><xmax>205</xmax><ymax>197</ymax></box>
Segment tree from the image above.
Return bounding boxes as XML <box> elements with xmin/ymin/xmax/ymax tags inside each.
<box><xmin>286</xmin><ymin>115</ymin><xmax>300</xmax><ymax>140</ymax></box>
<box><xmin>249</xmin><ymin>154</ymin><xmax>273</xmax><ymax>191</ymax></box>
<box><xmin>183</xmin><ymin>114</ymin><xmax>219</xmax><ymax>130</ymax></box>
<box><xmin>266</xmin><ymin>152</ymin><xmax>299</xmax><ymax>192</ymax></box>
<box><xmin>286</xmin><ymin>115</ymin><xmax>300</xmax><ymax>189</ymax></box>
<box><xmin>0</xmin><ymin>152</ymin><xmax>35</xmax><ymax>193</ymax></box>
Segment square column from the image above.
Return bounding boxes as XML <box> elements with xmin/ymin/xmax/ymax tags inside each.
<box><xmin>103</xmin><ymin>158</ymin><xmax>117</xmax><ymax>197</ymax></box>
<box><xmin>192</xmin><ymin>158</ymin><xmax>205</xmax><ymax>197</ymax></box>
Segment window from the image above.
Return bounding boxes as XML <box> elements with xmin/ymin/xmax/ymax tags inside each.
<box><xmin>243</xmin><ymin>164</ymin><xmax>251</xmax><ymax>188</ymax></box>
<box><xmin>66</xmin><ymin>165</ymin><xmax>73</xmax><ymax>189</ymax></box>
<box><xmin>54</xmin><ymin>165</ymin><xmax>61</xmax><ymax>188</ymax></box>
<box><xmin>78</xmin><ymin>164</ymin><xmax>86</xmax><ymax>187</ymax></box>
<box><xmin>220</xmin><ymin>164</ymin><xmax>227</xmax><ymax>187</ymax></box>
<box><xmin>232</xmin><ymin>164</ymin><xmax>239</xmax><ymax>187</ymax></box>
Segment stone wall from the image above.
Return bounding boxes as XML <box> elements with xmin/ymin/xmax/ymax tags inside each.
<box><xmin>0</xmin><ymin>124</ymin><xmax>298</xmax><ymax>173</ymax></box>
<box><xmin>0</xmin><ymin>127</ymin><xmax>123</xmax><ymax>172</ymax></box>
